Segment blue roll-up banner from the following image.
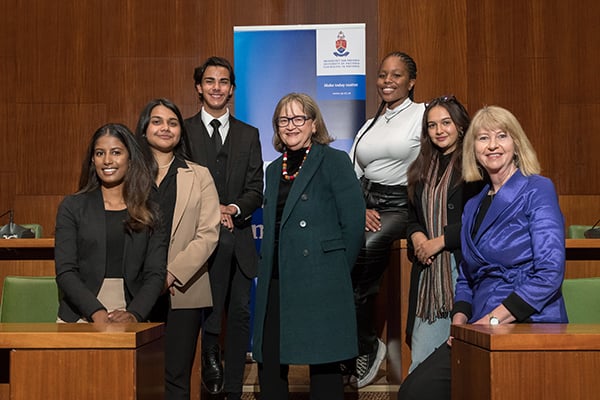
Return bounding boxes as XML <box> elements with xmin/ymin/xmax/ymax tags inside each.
<box><xmin>234</xmin><ymin>23</ymin><xmax>366</xmax><ymax>352</ymax></box>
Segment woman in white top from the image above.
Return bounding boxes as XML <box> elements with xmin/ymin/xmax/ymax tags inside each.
<box><xmin>348</xmin><ymin>51</ymin><xmax>425</xmax><ymax>388</ymax></box>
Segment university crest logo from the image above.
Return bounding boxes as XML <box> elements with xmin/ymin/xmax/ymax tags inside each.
<box><xmin>334</xmin><ymin>31</ymin><xmax>350</xmax><ymax>57</ymax></box>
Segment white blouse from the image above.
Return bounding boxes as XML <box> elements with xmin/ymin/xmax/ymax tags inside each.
<box><xmin>350</xmin><ymin>97</ymin><xmax>424</xmax><ymax>186</ymax></box>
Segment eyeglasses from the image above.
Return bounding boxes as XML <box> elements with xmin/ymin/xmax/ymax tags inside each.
<box><xmin>277</xmin><ymin>115</ymin><xmax>311</xmax><ymax>128</ymax></box>
<box><xmin>425</xmin><ymin>95</ymin><xmax>457</xmax><ymax>108</ymax></box>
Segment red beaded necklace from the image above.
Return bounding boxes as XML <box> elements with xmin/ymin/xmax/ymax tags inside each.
<box><xmin>282</xmin><ymin>145</ymin><xmax>311</xmax><ymax>181</ymax></box>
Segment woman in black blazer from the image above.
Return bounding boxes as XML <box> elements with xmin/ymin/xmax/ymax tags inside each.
<box><xmin>55</xmin><ymin>123</ymin><xmax>167</xmax><ymax>323</ymax></box>
<box><xmin>405</xmin><ymin>96</ymin><xmax>480</xmax><ymax>372</ymax></box>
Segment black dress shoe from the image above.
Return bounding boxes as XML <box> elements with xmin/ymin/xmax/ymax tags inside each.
<box><xmin>202</xmin><ymin>344</ymin><xmax>224</xmax><ymax>394</ymax></box>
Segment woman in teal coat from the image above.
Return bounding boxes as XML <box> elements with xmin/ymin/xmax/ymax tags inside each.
<box><xmin>252</xmin><ymin>93</ymin><xmax>366</xmax><ymax>400</ymax></box>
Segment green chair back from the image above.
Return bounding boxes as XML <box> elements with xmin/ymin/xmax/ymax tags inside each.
<box><xmin>562</xmin><ymin>277</ymin><xmax>600</xmax><ymax>323</ymax></box>
<box><xmin>567</xmin><ymin>225</ymin><xmax>593</xmax><ymax>239</ymax></box>
<box><xmin>0</xmin><ymin>276</ymin><xmax>59</xmax><ymax>322</ymax></box>
<box><xmin>21</xmin><ymin>224</ymin><xmax>43</xmax><ymax>238</ymax></box>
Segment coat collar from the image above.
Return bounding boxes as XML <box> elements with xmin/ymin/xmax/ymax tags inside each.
<box><xmin>280</xmin><ymin>143</ymin><xmax>326</xmax><ymax>226</ymax></box>
<box><xmin>470</xmin><ymin>168</ymin><xmax>527</xmax><ymax>243</ymax></box>
<box><xmin>172</xmin><ymin>163</ymin><xmax>194</xmax><ymax>234</ymax></box>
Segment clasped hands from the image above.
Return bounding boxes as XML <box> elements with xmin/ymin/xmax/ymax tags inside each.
<box><xmin>411</xmin><ymin>232</ymin><xmax>444</xmax><ymax>265</ymax></box>
<box><xmin>220</xmin><ymin>204</ymin><xmax>237</xmax><ymax>231</ymax></box>
<box><xmin>91</xmin><ymin>309</ymin><xmax>136</xmax><ymax>323</ymax></box>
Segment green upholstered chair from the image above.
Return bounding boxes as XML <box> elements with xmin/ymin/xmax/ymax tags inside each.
<box><xmin>0</xmin><ymin>276</ymin><xmax>59</xmax><ymax>322</ymax></box>
<box><xmin>567</xmin><ymin>225</ymin><xmax>593</xmax><ymax>239</ymax></box>
<box><xmin>562</xmin><ymin>277</ymin><xmax>600</xmax><ymax>323</ymax></box>
<box><xmin>21</xmin><ymin>224</ymin><xmax>43</xmax><ymax>238</ymax></box>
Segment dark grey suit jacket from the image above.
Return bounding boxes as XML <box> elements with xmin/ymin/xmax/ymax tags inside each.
<box><xmin>184</xmin><ymin>112</ymin><xmax>264</xmax><ymax>278</ymax></box>
<box><xmin>54</xmin><ymin>189</ymin><xmax>167</xmax><ymax>322</ymax></box>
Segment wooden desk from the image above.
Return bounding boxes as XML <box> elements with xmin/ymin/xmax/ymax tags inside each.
<box><xmin>0</xmin><ymin>238</ymin><xmax>54</xmax><ymax>260</ymax></box>
<box><xmin>0</xmin><ymin>240</ymin><xmax>204</xmax><ymax>399</ymax></box>
<box><xmin>0</xmin><ymin>322</ymin><xmax>164</xmax><ymax>400</ymax></box>
<box><xmin>450</xmin><ymin>324</ymin><xmax>600</xmax><ymax>400</ymax></box>
<box><xmin>395</xmin><ymin>238</ymin><xmax>600</xmax><ymax>381</ymax></box>
<box><xmin>3</xmin><ymin>238</ymin><xmax>600</xmax><ymax>391</ymax></box>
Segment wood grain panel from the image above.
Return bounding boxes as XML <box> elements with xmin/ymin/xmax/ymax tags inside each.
<box><xmin>559</xmin><ymin>195</ymin><xmax>600</xmax><ymax>227</ymax></box>
<box><xmin>557</xmin><ymin>0</ymin><xmax>600</xmax><ymax>105</ymax></box>
<box><xmin>15</xmin><ymin>0</ymin><xmax>104</xmax><ymax>104</ymax></box>
<box><xmin>378</xmin><ymin>0</ymin><xmax>468</xmax><ymax>104</ymax></box>
<box><xmin>0</xmin><ymin>0</ymin><xmax>16</xmax><ymax>56</ymax></box>
<box><xmin>452</xmin><ymin>324</ymin><xmax>600</xmax><ymax>400</ymax></box>
<box><xmin>105</xmin><ymin>58</ymin><xmax>197</xmax><ymax>128</ymax></box>
<box><xmin>493</xmin><ymin>351</ymin><xmax>600</xmax><ymax>399</ymax></box>
<box><xmin>12</xmin><ymin>195</ymin><xmax>66</xmax><ymax>237</ymax></box>
<box><xmin>11</xmin><ymin>349</ymin><xmax>136</xmax><ymax>399</ymax></box>
<box><xmin>451</xmin><ymin>340</ymin><xmax>491</xmax><ymax>400</ymax></box>
<box><xmin>102</xmin><ymin>0</ymin><xmax>207</xmax><ymax>58</ymax></box>
<box><xmin>15</xmin><ymin>104</ymin><xmax>107</xmax><ymax>196</ymax></box>
<box><xmin>0</xmin><ymin>104</ymin><xmax>17</xmax><ymax>171</ymax></box>
<box><xmin>0</xmin><ymin>323</ymin><xmax>164</xmax><ymax>348</ymax></box>
<box><xmin>0</xmin><ymin>57</ymin><xmax>15</xmax><ymax>103</ymax></box>
<box><xmin>556</xmin><ymin>105</ymin><xmax>600</xmax><ymax>194</ymax></box>
<box><xmin>0</xmin><ymin>173</ymin><xmax>16</xmax><ymax>220</ymax></box>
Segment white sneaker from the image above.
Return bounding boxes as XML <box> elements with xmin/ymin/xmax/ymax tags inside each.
<box><xmin>354</xmin><ymin>338</ymin><xmax>386</xmax><ymax>388</ymax></box>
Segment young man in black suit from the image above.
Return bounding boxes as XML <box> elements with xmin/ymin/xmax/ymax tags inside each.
<box><xmin>184</xmin><ymin>56</ymin><xmax>264</xmax><ymax>400</ymax></box>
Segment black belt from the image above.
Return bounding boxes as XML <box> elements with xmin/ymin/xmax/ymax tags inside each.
<box><xmin>361</xmin><ymin>177</ymin><xmax>407</xmax><ymax>195</ymax></box>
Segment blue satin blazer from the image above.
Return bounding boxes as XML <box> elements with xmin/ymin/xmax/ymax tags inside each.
<box><xmin>455</xmin><ymin>170</ymin><xmax>568</xmax><ymax>323</ymax></box>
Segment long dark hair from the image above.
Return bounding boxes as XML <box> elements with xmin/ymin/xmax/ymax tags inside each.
<box><xmin>407</xmin><ymin>96</ymin><xmax>470</xmax><ymax>201</ymax></box>
<box><xmin>78</xmin><ymin>123</ymin><xmax>156</xmax><ymax>231</ymax></box>
<box><xmin>134</xmin><ymin>98</ymin><xmax>191</xmax><ymax>178</ymax></box>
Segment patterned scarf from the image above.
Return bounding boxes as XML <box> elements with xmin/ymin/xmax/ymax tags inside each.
<box><xmin>415</xmin><ymin>154</ymin><xmax>456</xmax><ymax>323</ymax></box>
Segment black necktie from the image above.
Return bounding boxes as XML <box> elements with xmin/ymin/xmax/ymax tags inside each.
<box><xmin>210</xmin><ymin>119</ymin><xmax>222</xmax><ymax>153</ymax></box>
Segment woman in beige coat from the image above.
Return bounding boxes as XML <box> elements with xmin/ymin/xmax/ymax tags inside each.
<box><xmin>136</xmin><ymin>98</ymin><xmax>220</xmax><ymax>400</ymax></box>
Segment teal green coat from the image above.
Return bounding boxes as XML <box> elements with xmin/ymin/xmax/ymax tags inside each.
<box><xmin>252</xmin><ymin>143</ymin><xmax>365</xmax><ymax>364</ymax></box>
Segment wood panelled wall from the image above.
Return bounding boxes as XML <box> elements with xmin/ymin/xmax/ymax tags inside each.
<box><xmin>0</xmin><ymin>0</ymin><xmax>598</xmax><ymax>236</ymax></box>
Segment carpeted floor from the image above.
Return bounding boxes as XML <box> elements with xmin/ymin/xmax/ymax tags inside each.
<box><xmin>231</xmin><ymin>361</ymin><xmax>399</xmax><ymax>399</ymax></box>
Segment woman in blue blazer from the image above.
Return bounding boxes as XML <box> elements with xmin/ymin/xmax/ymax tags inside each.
<box><xmin>55</xmin><ymin>123</ymin><xmax>167</xmax><ymax>323</ymax></box>
<box><xmin>252</xmin><ymin>93</ymin><xmax>365</xmax><ymax>400</ymax></box>
<box><xmin>399</xmin><ymin>106</ymin><xmax>567</xmax><ymax>400</ymax></box>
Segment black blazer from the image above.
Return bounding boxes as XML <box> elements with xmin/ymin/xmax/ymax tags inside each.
<box><xmin>54</xmin><ymin>189</ymin><xmax>168</xmax><ymax>322</ymax></box>
<box><xmin>184</xmin><ymin>112</ymin><xmax>264</xmax><ymax>278</ymax></box>
<box><xmin>405</xmin><ymin>170</ymin><xmax>482</xmax><ymax>345</ymax></box>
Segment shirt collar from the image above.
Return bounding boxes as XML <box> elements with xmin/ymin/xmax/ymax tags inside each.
<box><xmin>201</xmin><ymin>108</ymin><xmax>230</xmax><ymax>132</ymax></box>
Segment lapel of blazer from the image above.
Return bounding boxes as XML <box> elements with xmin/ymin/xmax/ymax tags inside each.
<box><xmin>188</xmin><ymin>112</ymin><xmax>211</xmax><ymax>166</ymax></box>
<box><xmin>225</xmin><ymin>116</ymin><xmax>243</xmax><ymax>185</ymax></box>
<box><xmin>474</xmin><ymin>169</ymin><xmax>527</xmax><ymax>243</ymax></box>
<box><xmin>172</xmin><ymin>164</ymin><xmax>194</xmax><ymax>237</ymax></box>
<box><xmin>89</xmin><ymin>189</ymin><xmax>108</xmax><ymax>274</ymax></box>
<box><xmin>89</xmin><ymin>189</ymin><xmax>133</xmax><ymax>275</ymax></box>
<box><xmin>281</xmin><ymin>143</ymin><xmax>325</xmax><ymax>227</ymax></box>
<box><xmin>264</xmin><ymin>157</ymin><xmax>282</xmax><ymax>232</ymax></box>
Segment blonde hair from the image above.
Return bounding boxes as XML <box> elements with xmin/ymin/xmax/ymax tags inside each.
<box><xmin>462</xmin><ymin>105</ymin><xmax>541</xmax><ymax>182</ymax></box>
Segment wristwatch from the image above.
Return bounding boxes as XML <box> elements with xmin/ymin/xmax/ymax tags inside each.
<box><xmin>489</xmin><ymin>315</ymin><xmax>500</xmax><ymax>326</ymax></box>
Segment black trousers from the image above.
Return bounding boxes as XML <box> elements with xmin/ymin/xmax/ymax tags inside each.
<box><xmin>397</xmin><ymin>344</ymin><xmax>451</xmax><ymax>400</ymax></box>
<box><xmin>164</xmin><ymin>303</ymin><xmax>205</xmax><ymax>400</ymax></box>
<box><xmin>203</xmin><ymin>225</ymin><xmax>253</xmax><ymax>395</ymax></box>
<box><xmin>352</xmin><ymin>208</ymin><xmax>408</xmax><ymax>355</ymax></box>
<box><xmin>258</xmin><ymin>278</ymin><xmax>344</xmax><ymax>400</ymax></box>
